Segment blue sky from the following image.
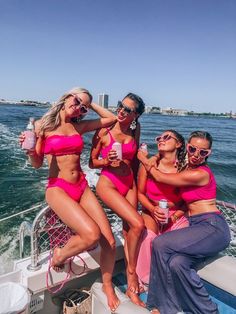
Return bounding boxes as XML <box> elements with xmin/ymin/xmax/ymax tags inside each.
<box><xmin>0</xmin><ymin>0</ymin><xmax>235</xmax><ymax>113</ymax></box>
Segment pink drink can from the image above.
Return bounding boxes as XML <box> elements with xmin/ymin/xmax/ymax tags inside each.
<box><xmin>140</xmin><ymin>142</ymin><xmax>148</xmax><ymax>152</ymax></box>
<box><xmin>159</xmin><ymin>199</ymin><xmax>169</xmax><ymax>224</ymax></box>
<box><xmin>112</xmin><ymin>142</ymin><xmax>122</xmax><ymax>160</ymax></box>
<box><xmin>22</xmin><ymin>130</ymin><xmax>36</xmax><ymax>150</ymax></box>
<box><xmin>22</xmin><ymin>117</ymin><xmax>36</xmax><ymax>150</ymax></box>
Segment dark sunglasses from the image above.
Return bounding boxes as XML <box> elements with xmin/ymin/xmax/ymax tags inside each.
<box><xmin>71</xmin><ymin>94</ymin><xmax>88</xmax><ymax>115</ymax></box>
<box><xmin>117</xmin><ymin>101</ymin><xmax>136</xmax><ymax>115</ymax></box>
<box><xmin>155</xmin><ymin>134</ymin><xmax>178</xmax><ymax>143</ymax></box>
<box><xmin>187</xmin><ymin>143</ymin><xmax>211</xmax><ymax>158</ymax></box>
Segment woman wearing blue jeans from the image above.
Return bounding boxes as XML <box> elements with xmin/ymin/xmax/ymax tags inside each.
<box><xmin>138</xmin><ymin>131</ymin><xmax>231</xmax><ymax>314</ymax></box>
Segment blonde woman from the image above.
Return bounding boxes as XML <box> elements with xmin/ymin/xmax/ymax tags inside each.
<box><xmin>20</xmin><ymin>87</ymin><xmax>120</xmax><ymax>312</ymax></box>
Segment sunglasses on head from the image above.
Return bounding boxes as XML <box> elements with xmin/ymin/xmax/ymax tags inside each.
<box><xmin>117</xmin><ymin>101</ymin><xmax>136</xmax><ymax>115</ymax></box>
<box><xmin>187</xmin><ymin>143</ymin><xmax>211</xmax><ymax>158</ymax></box>
<box><xmin>155</xmin><ymin>134</ymin><xmax>178</xmax><ymax>143</ymax></box>
<box><xmin>71</xmin><ymin>94</ymin><xmax>89</xmax><ymax>115</ymax></box>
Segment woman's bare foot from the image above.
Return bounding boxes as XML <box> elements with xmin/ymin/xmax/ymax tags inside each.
<box><xmin>102</xmin><ymin>283</ymin><xmax>120</xmax><ymax>312</ymax></box>
<box><xmin>126</xmin><ymin>289</ymin><xmax>146</xmax><ymax>307</ymax></box>
<box><xmin>127</xmin><ymin>270</ymin><xmax>139</xmax><ymax>293</ymax></box>
<box><xmin>51</xmin><ymin>247</ymin><xmax>65</xmax><ymax>272</ymax></box>
<box><xmin>126</xmin><ymin>271</ymin><xmax>145</xmax><ymax>307</ymax></box>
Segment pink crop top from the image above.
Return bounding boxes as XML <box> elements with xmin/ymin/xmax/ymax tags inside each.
<box><xmin>146</xmin><ymin>177</ymin><xmax>181</xmax><ymax>204</ymax></box>
<box><xmin>43</xmin><ymin>134</ymin><xmax>84</xmax><ymax>156</ymax></box>
<box><xmin>101</xmin><ymin>129</ymin><xmax>137</xmax><ymax>161</ymax></box>
<box><xmin>180</xmin><ymin>165</ymin><xmax>216</xmax><ymax>203</ymax></box>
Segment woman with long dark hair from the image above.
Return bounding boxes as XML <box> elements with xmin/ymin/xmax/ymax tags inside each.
<box><xmin>138</xmin><ymin>131</ymin><xmax>231</xmax><ymax>314</ymax></box>
<box><xmin>90</xmin><ymin>93</ymin><xmax>146</xmax><ymax>306</ymax></box>
<box><xmin>136</xmin><ymin>130</ymin><xmax>189</xmax><ymax>288</ymax></box>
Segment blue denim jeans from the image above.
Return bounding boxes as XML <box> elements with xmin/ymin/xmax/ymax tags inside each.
<box><xmin>147</xmin><ymin>212</ymin><xmax>231</xmax><ymax>314</ymax></box>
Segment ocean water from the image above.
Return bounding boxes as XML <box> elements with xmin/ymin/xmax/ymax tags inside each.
<box><xmin>0</xmin><ymin>105</ymin><xmax>235</xmax><ymax>273</ymax></box>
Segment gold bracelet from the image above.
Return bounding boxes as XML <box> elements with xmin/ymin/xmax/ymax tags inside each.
<box><xmin>172</xmin><ymin>214</ymin><xmax>179</xmax><ymax>223</ymax></box>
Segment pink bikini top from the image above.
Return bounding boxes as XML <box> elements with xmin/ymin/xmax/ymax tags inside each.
<box><xmin>180</xmin><ymin>165</ymin><xmax>216</xmax><ymax>203</ymax></box>
<box><xmin>101</xmin><ymin>129</ymin><xmax>137</xmax><ymax>161</ymax></box>
<box><xmin>146</xmin><ymin>177</ymin><xmax>181</xmax><ymax>204</ymax></box>
<box><xmin>43</xmin><ymin>134</ymin><xmax>84</xmax><ymax>156</ymax></box>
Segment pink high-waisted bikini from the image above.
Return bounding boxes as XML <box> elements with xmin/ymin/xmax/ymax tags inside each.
<box><xmin>100</xmin><ymin>128</ymin><xmax>137</xmax><ymax>196</ymax></box>
<box><xmin>44</xmin><ymin>133</ymin><xmax>87</xmax><ymax>201</ymax></box>
<box><xmin>47</xmin><ymin>175</ymin><xmax>88</xmax><ymax>202</ymax></box>
<box><xmin>101</xmin><ymin>169</ymin><xmax>134</xmax><ymax>196</ymax></box>
<box><xmin>43</xmin><ymin>134</ymin><xmax>84</xmax><ymax>156</ymax></box>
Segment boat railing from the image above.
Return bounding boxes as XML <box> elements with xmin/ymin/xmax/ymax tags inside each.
<box><xmin>22</xmin><ymin>205</ymin><xmax>74</xmax><ymax>271</ymax></box>
<box><xmin>14</xmin><ymin>199</ymin><xmax>236</xmax><ymax>271</ymax></box>
<box><xmin>216</xmin><ymin>200</ymin><xmax>236</xmax><ymax>257</ymax></box>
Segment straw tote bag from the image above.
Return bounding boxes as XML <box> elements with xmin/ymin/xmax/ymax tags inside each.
<box><xmin>63</xmin><ymin>289</ymin><xmax>91</xmax><ymax>314</ymax></box>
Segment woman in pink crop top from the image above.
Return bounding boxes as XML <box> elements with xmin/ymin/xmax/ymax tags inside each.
<box><xmin>136</xmin><ymin>130</ymin><xmax>189</xmax><ymax>287</ymax></box>
<box><xmin>89</xmin><ymin>93</ymin><xmax>146</xmax><ymax>307</ymax></box>
<box><xmin>20</xmin><ymin>87</ymin><xmax>121</xmax><ymax>312</ymax></box>
<box><xmin>138</xmin><ymin>131</ymin><xmax>231</xmax><ymax>314</ymax></box>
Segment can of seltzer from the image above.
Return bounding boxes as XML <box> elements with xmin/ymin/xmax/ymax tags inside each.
<box><xmin>140</xmin><ymin>142</ymin><xmax>148</xmax><ymax>152</ymax></box>
<box><xmin>159</xmin><ymin>199</ymin><xmax>169</xmax><ymax>224</ymax></box>
<box><xmin>112</xmin><ymin>142</ymin><xmax>122</xmax><ymax>160</ymax></box>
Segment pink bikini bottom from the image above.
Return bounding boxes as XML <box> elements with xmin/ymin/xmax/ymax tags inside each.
<box><xmin>47</xmin><ymin>175</ymin><xmax>88</xmax><ymax>202</ymax></box>
<box><xmin>101</xmin><ymin>169</ymin><xmax>133</xmax><ymax>196</ymax></box>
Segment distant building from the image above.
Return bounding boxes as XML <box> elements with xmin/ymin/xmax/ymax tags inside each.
<box><xmin>161</xmin><ymin>107</ymin><xmax>188</xmax><ymax>116</ymax></box>
<box><xmin>98</xmin><ymin>94</ymin><xmax>109</xmax><ymax>108</ymax></box>
<box><xmin>150</xmin><ymin>106</ymin><xmax>161</xmax><ymax>114</ymax></box>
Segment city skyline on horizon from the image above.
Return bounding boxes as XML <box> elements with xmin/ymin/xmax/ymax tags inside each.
<box><xmin>0</xmin><ymin>94</ymin><xmax>234</xmax><ymax>115</ymax></box>
<box><xmin>0</xmin><ymin>1</ymin><xmax>235</xmax><ymax>114</ymax></box>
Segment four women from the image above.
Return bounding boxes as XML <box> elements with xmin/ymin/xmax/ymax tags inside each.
<box><xmin>21</xmin><ymin>87</ymin><xmax>230</xmax><ymax>313</ymax></box>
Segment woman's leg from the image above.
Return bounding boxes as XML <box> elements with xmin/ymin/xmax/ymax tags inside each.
<box><xmin>79</xmin><ymin>187</ymin><xmax>119</xmax><ymax>311</ymax></box>
<box><xmin>97</xmin><ymin>176</ymin><xmax>145</xmax><ymax>306</ymax></box>
<box><xmin>124</xmin><ymin>184</ymin><xmax>146</xmax><ymax>306</ymax></box>
<box><xmin>147</xmin><ymin>214</ymin><xmax>230</xmax><ymax>314</ymax></box>
<box><xmin>46</xmin><ymin>187</ymin><xmax>101</xmax><ymax>267</ymax></box>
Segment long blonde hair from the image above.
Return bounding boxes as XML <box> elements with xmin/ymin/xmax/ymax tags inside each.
<box><xmin>39</xmin><ymin>87</ymin><xmax>92</xmax><ymax>135</ymax></box>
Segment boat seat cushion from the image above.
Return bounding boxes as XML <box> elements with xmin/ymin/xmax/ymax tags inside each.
<box><xmin>197</xmin><ymin>255</ymin><xmax>236</xmax><ymax>296</ymax></box>
<box><xmin>91</xmin><ymin>282</ymin><xmax>149</xmax><ymax>314</ymax></box>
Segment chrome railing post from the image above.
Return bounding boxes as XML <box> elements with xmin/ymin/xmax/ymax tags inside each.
<box><xmin>27</xmin><ymin>205</ymin><xmax>50</xmax><ymax>271</ymax></box>
<box><xmin>19</xmin><ymin>221</ymin><xmax>32</xmax><ymax>259</ymax></box>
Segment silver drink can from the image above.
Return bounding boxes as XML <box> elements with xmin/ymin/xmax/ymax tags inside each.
<box><xmin>140</xmin><ymin>142</ymin><xmax>148</xmax><ymax>152</ymax></box>
<box><xmin>112</xmin><ymin>142</ymin><xmax>122</xmax><ymax>160</ymax></box>
<box><xmin>159</xmin><ymin>199</ymin><xmax>169</xmax><ymax>224</ymax></box>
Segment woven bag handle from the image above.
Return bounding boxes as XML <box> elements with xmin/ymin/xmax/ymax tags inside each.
<box><xmin>63</xmin><ymin>298</ymin><xmax>77</xmax><ymax>314</ymax></box>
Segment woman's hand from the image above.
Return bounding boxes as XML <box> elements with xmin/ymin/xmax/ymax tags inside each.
<box><xmin>137</xmin><ymin>150</ymin><xmax>149</xmax><ymax>171</ymax></box>
<box><xmin>152</xmin><ymin>206</ymin><xmax>167</xmax><ymax>224</ymax></box>
<box><xmin>137</xmin><ymin>148</ymin><xmax>148</xmax><ymax>160</ymax></box>
<box><xmin>19</xmin><ymin>132</ymin><xmax>25</xmax><ymax>147</ymax></box>
<box><xmin>102</xmin><ymin>149</ymin><xmax>121</xmax><ymax>167</ymax></box>
<box><xmin>19</xmin><ymin>132</ymin><xmax>36</xmax><ymax>156</ymax></box>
